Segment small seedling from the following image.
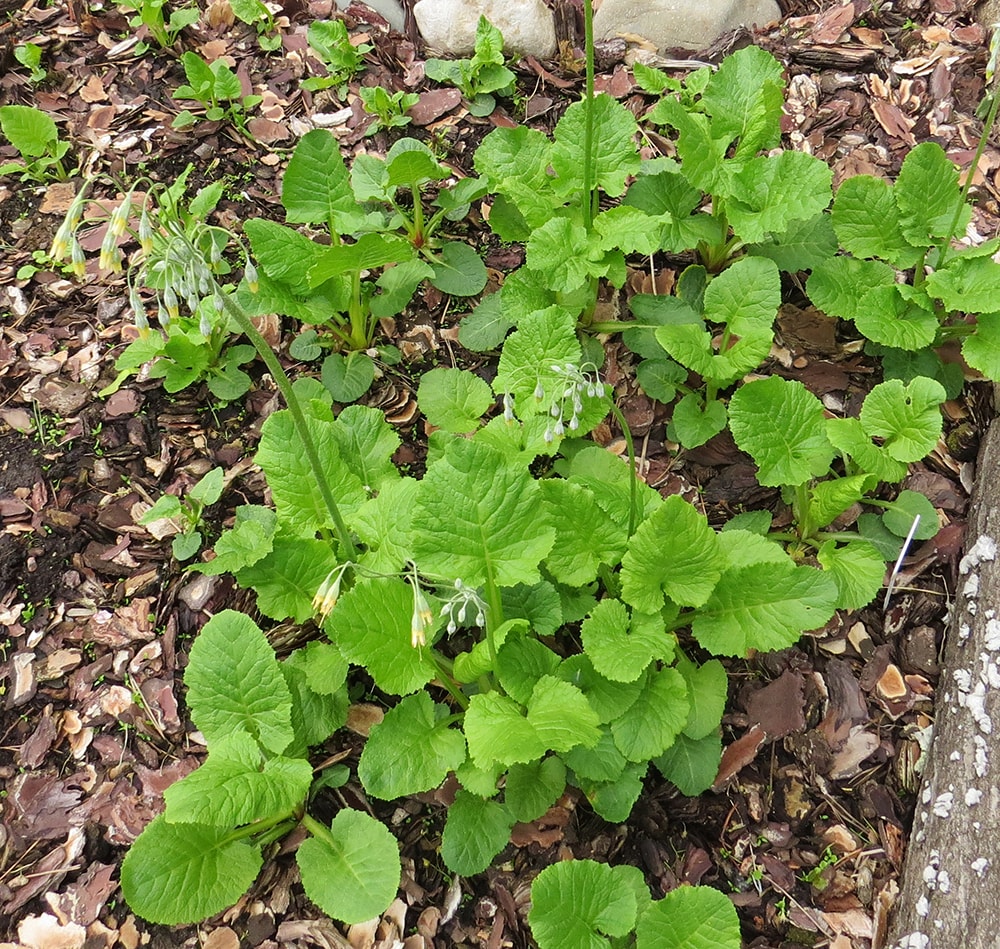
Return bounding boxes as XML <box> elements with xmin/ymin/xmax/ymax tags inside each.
<box><xmin>229</xmin><ymin>0</ymin><xmax>283</xmax><ymax>51</ymax></box>
<box><xmin>114</xmin><ymin>0</ymin><xmax>199</xmax><ymax>49</ymax></box>
<box><xmin>13</xmin><ymin>43</ymin><xmax>47</xmax><ymax>84</ymax></box>
<box><xmin>301</xmin><ymin>19</ymin><xmax>371</xmax><ymax>94</ymax></box>
<box><xmin>139</xmin><ymin>466</ymin><xmax>225</xmax><ymax>561</ymax></box>
<box><xmin>172</xmin><ymin>52</ymin><xmax>262</xmax><ymax>132</ymax></box>
<box><xmin>359</xmin><ymin>85</ymin><xmax>419</xmax><ymax>135</ymax></box>
<box><xmin>0</xmin><ymin>104</ymin><xmax>71</xmax><ymax>182</ymax></box>
<box><xmin>424</xmin><ymin>16</ymin><xmax>515</xmax><ymax>116</ymax></box>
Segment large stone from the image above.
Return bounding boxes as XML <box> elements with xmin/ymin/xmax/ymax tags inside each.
<box><xmin>333</xmin><ymin>0</ymin><xmax>406</xmax><ymax>33</ymax></box>
<box><xmin>593</xmin><ymin>0</ymin><xmax>781</xmax><ymax>52</ymax></box>
<box><xmin>413</xmin><ymin>0</ymin><xmax>557</xmax><ymax>58</ymax></box>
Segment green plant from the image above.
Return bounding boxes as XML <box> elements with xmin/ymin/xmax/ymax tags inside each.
<box><xmin>529</xmin><ymin>860</ymin><xmax>741</xmax><ymax>948</ymax></box>
<box><xmin>0</xmin><ymin>104</ymin><xmax>71</xmax><ymax>182</ymax></box>
<box><xmin>114</xmin><ymin>0</ymin><xmax>199</xmax><ymax>49</ymax></box>
<box><xmin>301</xmin><ymin>19</ymin><xmax>371</xmax><ymax>94</ymax></box>
<box><xmin>139</xmin><ymin>467</ymin><xmax>225</xmax><ymax>561</ymax></box>
<box><xmin>171</xmin><ymin>52</ymin><xmax>262</xmax><ymax>132</ymax></box>
<box><xmin>726</xmin><ymin>373</ymin><xmax>943</xmax><ymax>612</ymax></box>
<box><xmin>241</xmin><ymin>129</ymin><xmax>487</xmax><ymax>397</ymax></box>
<box><xmin>801</xmin><ymin>845</ymin><xmax>839</xmax><ymax>887</ymax></box>
<box><xmin>120</xmin><ymin>609</ymin><xmax>398</xmax><ymax>925</ymax></box>
<box><xmin>13</xmin><ymin>43</ymin><xmax>47</xmax><ymax>84</ymax></box>
<box><xmin>424</xmin><ymin>16</ymin><xmax>516</xmax><ymax>117</ymax></box>
<box><xmin>229</xmin><ymin>0</ymin><xmax>282</xmax><ymax>51</ymax></box>
<box><xmin>806</xmin><ymin>140</ymin><xmax>1000</xmax><ymax>392</ymax></box>
<box><xmin>359</xmin><ymin>85</ymin><xmax>420</xmax><ymax>135</ymax></box>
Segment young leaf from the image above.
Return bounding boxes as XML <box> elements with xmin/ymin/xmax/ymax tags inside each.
<box><xmin>691</xmin><ymin>562</ymin><xmax>838</xmax><ymax>656</ymax></box>
<box><xmin>196</xmin><ymin>505</ymin><xmax>276</xmax><ymax>576</ymax></box>
<box><xmin>358</xmin><ymin>692</ymin><xmax>467</xmax><ymax>799</ymax></box>
<box><xmin>728</xmin><ymin>375</ymin><xmax>835</xmax><ymax>487</ymax></box>
<box><xmin>411</xmin><ymin>437</ymin><xmax>555</xmax><ymax>587</ymax></box>
<box><xmin>297</xmin><ymin>809</ymin><xmax>400</xmax><ymax>924</ymax></box>
<box><xmin>185</xmin><ymin>610</ymin><xmax>294</xmax><ymax>753</ymax></box>
<box><xmin>611</xmin><ymin>667</ymin><xmax>688</xmax><ymax>761</ymax></box>
<box><xmin>882</xmin><ymin>489</ymin><xmax>939</xmax><ymax>539</ymax></box>
<box><xmin>807</xmin><ymin>475</ymin><xmax>876</xmax><ymax>529</ymax></box>
<box><xmin>121</xmin><ymin>816</ymin><xmax>263</xmax><ymax>925</ymax></box>
<box><xmin>440</xmin><ymin>790</ymin><xmax>515</xmax><ymax>875</ymax></box>
<box><xmin>236</xmin><ymin>537</ymin><xmax>339</xmax><ymax>623</ymax></box>
<box><xmin>580</xmin><ymin>761</ymin><xmax>647</xmax><ymax>822</ymax></box>
<box><xmin>677</xmin><ymin>657</ymin><xmax>728</xmax><ymax>740</ymax></box>
<box><xmin>621</xmin><ymin>495</ymin><xmax>724</xmax><ymax>612</ymax></box>
<box><xmin>325</xmin><ymin>578</ymin><xmax>440</xmax><ymax>695</ymax></box>
<box><xmin>581</xmin><ymin>599</ymin><xmax>672</xmax><ymax>683</ymax></box>
<box><xmin>894</xmin><ymin>141</ymin><xmax>969</xmax><ymax>244</ymax></box>
<box><xmin>653</xmin><ymin>731</ymin><xmax>723</xmax><ymax>796</ymax></box>
<box><xmin>817</xmin><ymin>540</ymin><xmax>885</xmax><ymax>610</ymax></box>
<box><xmin>417</xmin><ymin>366</ymin><xmax>493</xmax><ymax>433</ymax></box>
<box><xmin>0</xmin><ymin>103</ymin><xmax>58</xmax><ymax>157</ymax></box>
<box><xmin>529</xmin><ymin>860</ymin><xmax>638</xmax><ymax>949</ymax></box>
<box><xmin>635</xmin><ymin>883</ymin><xmax>741</xmax><ymax>949</ymax></box>
<box><xmin>831</xmin><ymin>174</ymin><xmax>921</xmax><ymax>267</ymax></box>
<box><xmin>505</xmin><ymin>756</ymin><xmax>567</xmax><ymax>823</ymax></box>
<box><xmin>859</xmin><ymin>376</ymin><xmax>945</xmax><ymax>462</ymax></box>
<box><xmin>670</xmin><ymin>394</ymin><xmax>727</xmax><ymax>449</ymax></box>
<box><xmin>164</xmin><ymin>736</ymin><xmax>313</xmax><ymax>827</ymax></box>
<box><xmin>282</xmin><ymin>128</ymin><xmax>359</xmax><ymax>228</ymax></box>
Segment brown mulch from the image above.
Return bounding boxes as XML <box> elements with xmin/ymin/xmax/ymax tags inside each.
<box><xmin>2</xmin><ymin>0</ymin><xmax>999</xmax><ymax>946</ymax></box>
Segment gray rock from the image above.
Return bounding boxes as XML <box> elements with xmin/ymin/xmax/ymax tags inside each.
<box><xmin>413</xmin><ymin>0</ymin><xmax>557</xmax><ymax>58</ymax></box>
<box><xmin>593</xmin><ymin>0</ymin><xmax>781</xmax><ymax>51</ymax></box>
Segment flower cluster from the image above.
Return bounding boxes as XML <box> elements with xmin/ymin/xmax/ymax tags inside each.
<box><xmin>312</xmin><ymin>563</ymin><xmax>351</xmax><ymax>624</ymax></box>
<box><xmin>439</xmin><ymin>578</ymin><xmax>487</xmax><ymax>635</ymax></box>
<box><xmin>540</xmin><ymin>361</ymin><xmax>604</xmax><ymax>443</ymax></box>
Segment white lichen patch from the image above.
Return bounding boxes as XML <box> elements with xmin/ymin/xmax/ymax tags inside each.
<box><xmin>932</xmin><ymin>791</ymin><xmax>954</xmax><ymax>817</ymax></box>
<box><xmin>972</xmin><ymin>857</ymin><xmax>991</xmax><ymax>878</ymax></box>
<box><xmin>959</xmin><ymin>622</ymin><xmax>971</xmax><ymax>644</ymax></box>
<box><xmin>915</xmin><ymin>894</ymin><xmax>930</xmax><ymax>918</ymax></box>
<box><xmin>950</xmin><ymin>750</ymin><xmax>961</xmax><ymax>761</ymax></box>
<box><xmin>895</xmin><ymin>932</ymin><xmax>930</xmax><ymax>949</ymax></box>
<box><xmin>975</xmin><ymin>735</ymin><xmax>989</xmax><ymax>777</ymax></box>
<box><xmin>964</xmin><ymin>572</ymin><xmax>980</xmax><ymax>600</ymax></box>
<box><xmin>987</xmin><ymin>619</ymin><xmax>1000</xmax><ymax>651</ymax></box>
<box><xmin>960</xmin><ymin>534</ymin><xmax>997</xmax><ymax>574</ymax></box>
<box><xmin>966</xmin><ymin>787</ymin><xmax>983</xmax><ymax>806</ymax></box>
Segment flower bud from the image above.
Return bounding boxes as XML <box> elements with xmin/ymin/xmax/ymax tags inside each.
<box><xmin>244</xmin><ymin>261</ymin><xmax>259</xmax><ymax>293</ymax></box>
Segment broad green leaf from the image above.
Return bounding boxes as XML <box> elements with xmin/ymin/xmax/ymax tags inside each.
<box><xmin>526</xmin><ymin>217</ymin><xmax>593</xmax><ymax>292</ymax></box>
<box><xmin>818</xmin><ymin>540</ymin><xmax>885</xmax><ymax>610</ymax></box>
<box><xmin>412</xmin><ymin>436</ymin><xmax>554</xmax><ymax>587</ymax></box>
<box><xmin>807</xmin><ymin>474</ymin><xmax>876</xmax><ymax>529</ymax></box>
<box><xmin>561</xmin><ymin>727</ymin><xmax>628</xmax><ymax>782</ymax></box>
<box><xmin>0</xmin><ymin>104</ymin><xmax>58</xmax><ymax>157</ymax></box>
<box><xmin>529</xmin><ymin>860</ymin><xmax>638</xmax><ymax>949</ymax></box>
<box><xmin>500</xmin><ymin>581</ymin><xmax>563</xmax><ymax>637</ymax></box>
<box><xmin>282</xmin><ymin>651</ymin><xmax>349</xmax><ymax>753</ymax></box>
<box><xmin>164</xmin><ymin>737</ymin><xmax>313</xmax><ymax>826</ymax></box>
<box><xmin>505</xmin><ymin>756</ymin><xmax>567</xmax><ymax>823</ymax></box>
<box><xmin>635</xmin><ymin>358</ymin><xmax>687</xmax><ymax>402</ymax></box>
<box><xmin>611</xmin><ymin>666</ymin><xmax>688</xmax><ymax>761</ymax></box>
<box><xmin>455</xmin><ymin>757</ymin><xmax>505</xmax><ymax>798</ymax></box>
<box><xmin>499</xmin><ymin>265</ymin><xmax>559</xmax><ymax>324</ymax></box>
<box><xmin>372</xmin><ymin>256</ymin><xmax>434</xmax><ymax>318</ymax></box>
<box><xmin>881</xmin><ymin>346</ymin><xmax>965</xmax><ymax>400</ymax></box>
<box><xmin>964</xmin><ymin>312</ymin><xmax>1000</xmax><ymax>378</ymax></box>
<box><xmin>539</xmin><ymin>479</ymin><xmax>625</xmax><ymax>586</ymax></box>
<box><xmin>927</xmin><ymin>255</ymin><xmax>1000</xmax><ymax>314</ymax></box>
<box><xmin>883</xmin><ymin>489</ymin><xmax>939</xmax><ymax>540</ymax></box>
<box><xmin>727</xmin><ymin>151</ymin><xmax>833</xmax><ymax>244</ymax></box>
<box><xmin>121</xmin><ymin>816</ymin><xmax>262</xmax><ymax>924</ymax></box>
<box><xmin>185</xmin><ymin>610</ymin><xmax>294</xmax><ymax>753</ymax></box>
<box><xmin>321</xmin><ymin>352</ymin><xmax>375</xmax><ymax>403</ymax></box>
<box><xmin>195</xmin><ymin>505</ymin><xmax>275</xmax><ymax>576</ymax></box>
<box><xmin>579</xmin><ymin>761</ymin><xmax>647</xmax><ymax>822</ymax></box>
<box><xmin>440</xmin><ymin>791</ymin><xmax>514</xmax><ymax>875</ymax></box>
<box><xmin>557</xmin><ymin>654</ymin><xmax>646</xmax><ymax>724</ymax></box>
<box><xmin>622</xmin><ymin>168</ymin><xmax>720</xmax><ymax>254</ymax></box>
<box><xmin>308</xmin><ymin>233</ymin><xmax>413</xmax><ymax>285</ymax></box>
<box><xmin>429</xmin><ymin>240</ymin><xmax>488</xmax><ymax>296</ymax></box>
<box><xmin>692</xmin><ymin>562</ymin><xmax>838</xmax><ymax>656</ymax></box>
<box><xmin>236</xmin><ymin>537</ymin><xmax>338</xmax><ymax>622</ymax></box>
<box><xmin>653</xmin><ymin>731</ymin><xmax>722</xmax><ymax>796</ymax></box>
<box><xmin>459</xmin><ymin>293</ymin><xmax>514</xmax><ymax>352</ymax></box>
<box><xmin>857</xmin><ymin>512</ymin><xmax>905</xmax><ymax>559</ymax></box>
<box><xmin>329</xmin><ymin>404</ymin><xmax>400</xmax><ymax>492</ymax></box>
<box><xmin>256</xmin><ymin>409</ymin><xmax>366</xmax><ymax>535</ymax></box>
<box><xmin>621</xmin><ymin>495</ymin><xmax>724</xmax><ymax>611</ymax></box>
<box><xmin>859</xmin><ymin>376</ymin><xmax>945</xmax><ymax>461</ymax></box>
<box><xmin>353</xmin><ymin>476</ymin><xmax>418</xmax><ymax>573</ymax></box>
<box><xmin>528</xmin><ymin>675</ymin><xmax>602</xmax><ymax>753</ymax></box>
<box><xmin>581</xmin><ymin>599</ymin><xmax>672</xmax><ymax>683</ymax></box>
<box><xmin>565</xmin><ymin>444</ymin><xmax>663</xmax><ymax>530</ymax></box>
<box><xmin>418</xmin><ymin>366</ymin><xmax>492</xmax><ymax>433</ymax></box>
<box><xmin>826</xmin><ymin>417</ymin><xmax>908</xmax><ymax>483</ymax></box>
<box><xmin>678</xmin><ymin>656</ymin><xmax>728</xmax><ymax>740</ymax></box>
<box><xmin>385</xmin><ymin>144</ymin><xmax>448</xmax><ymax>190</ymax></box>
<box><xmin>299</xmin><ymin>640</ymin><xmax>349</xmax><ymax>695</ymax></box>
<box><xmin>855</xmin><ymin>284</ymin><xmax>938</xmax><ymax>350</ymax></box>
<box><xmin>716</xmin><ymin>529</ymin><xmax>788</xmax><ymax>569</ymax></box>
<box><xmin>281</xmin><ymin>128</ymin><xmax>358</xmax><ymax>227</ymax></box>
<box><xmin>700</xmin><ymin>44</ymin><xmax>784</xmax><ymax>156</ymax></box>
<box><xmin>831</xmin><ymin>174</ymin><xmax>920</xmax><ymax>267</ymax></box>
<box><xmin>325</xmin><ymin>577</ymin><xmax>440</xmax><ymax>695</ymax></box>
<box><xmin>705</xmin><ymin>255</ymin><xmax>781</xmax><ymax>334</ymax></box>
<box><xmin>669</xmin><ymin>394</ymin><xmax>727</xmax><ymax>449</ymax></box>
<box><xmin>649</xmin><ymin>100</ymin><xmax>730</xmax><ymax>194</ymax></box>
<box><xmin>635</xmin><ymin>883</ymin><xmax>741</xmax><ymax>949</ymax></box>
<box><xmin>358</xmin><ymin>693</ymin><xmax>466</xmax><ymax>799</ymax></box>
<box><xmin>626</xmin><ymin>294</ymin><xmax>703</xmax><ymax>360</ymax></box>
<box><xmin>806</xmin><ymin>256</ymin><xmax>895</xmax><ymax>321</ymax></box>
<box><xmin>748</xmin><ymin>211</ymin><xmax>838</xmax><ymax>272</ymax></box>
<box><xmin>474</xmin><ymin>125</ymin><xmax>556</xmax><ymax>228</ymax></box>
<box><xmin>729</xmin><ymin>376</ymin><xmax>834</xmax><ymax>487</ymax></box>
<box><xmin>895</xmin><ymin>141</ymin><xmax>969</xmax><ymax>244</ymax></box>
<box><xmin>297</xmin><ymin>809</ymin><xmax>401</xmax><ymax>925</ymax></box>
<box><xmin>550</xmin><ymin>94</ymin><xmax>641</xmax><ymax>198</ymax></box>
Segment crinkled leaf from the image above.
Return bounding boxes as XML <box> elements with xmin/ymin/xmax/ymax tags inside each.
<box><xmin>962</xmin><ymin>312</ymin><xmax>1000</xmax><ymax>379</ymax></box>
<box><xmin>297</xmin><ymin>809</ymin><xmax>400</xmax><ymax>925</ymax></box>
<box><xmin>440</xmin><ymin>790</ymin><xmax>514</xmax><ymax>875</ymax></box>
<box><xmin>927</xmin><ymin>255</ymin><xmax>1000</xmax><ymax>314</ymax></box>
<box><xmin>526</xmin><ymin>217</ymin><xmax>593</xmax><ymax>292</ymax></box>
<box><xmin>831</xmin><ymin>174</ymin><xmax>921</xmax><ymax>267</ymax></box>
<box><xmin>692</xmin><ymin>562</ymin><xmax>838</xmax><ymax>656</ymax></box>
<box><xmin>806</xmin><ymin>256</ymin><xmax>895</xmax><ymax>321</ymax></box>
<box><xmin>325</xmin><ymin>577</ymin><xmax>440</xmax><ymax>694</ymax></box>
<box><xmin>748</xmin><ymin>211</ymin><xmax>838</xmax><ymax>272</ymax></box>
<box><xmin>561</xmin><ymin>727</ymin><xmax>628</xmax><ymax>782</ymax></box>
<box><xmin>895</xmin><ymin>141</ymin><xmax>969</xmax><ymax>245</ymax></box>
<box><xmin>359</xmin><ymin>692</ymin><xmax>466</xmax><ymax>799</ymax></box>
<box><xmin>353</xmin><ymin>476</ymin><xmax>417</xmax><ymax>574</ymax></box>
<box><xmin>729</xmin><ymin>375</ymin><xmax>834</xmax><ymax>486</ymax></box>
<box><xmin>611</xmin><ymin>666</ymin><xmax>688</xmax><ymax>761</ymax></box>
<box><xmin>557</xmin><ymin>654</ymin><xmax>646</xmax><ymax>725</ymax></box>
<box><xmin>635</xmin><ymin>358</ymin><xmax>687</xmax><ymax>402</ymax></box>
<box><xmin>859</xmin><ymin>376</ymin><xmax>945</xmax><ymax>461</ymax></box>
<box><xmin>185</xmin><ymin>610</ymin><xmax>294</xmax><ymax>753</ymax></box>
<box><xmin>505</xmin><ymin>756</ymin><xmax>567</xmax><ymax>823</ymax></box>
<box><xmin>281</xmin><ymin>649</ymin><xmax>349</xmax><ymax>752</ymax></box>
<box><xmin>539</xmin><ymin>479</ymin><xmax>625</xmax><ymax>585</ymax></box>
<box><xmin>418</xmin><ymin>366</ymin><xmax>492</xmax><ymax>433</ymax></box>
<box><xmin>653</xmin><ymin>731</ymin><xmax>722</xmax><ymax>796</ymax></box>
<box><xmin>329</xmin><ymin>404</ymin><xmax>401</xmax><ymax>492</ymax></box>
<box><xmin>635</xmin><ymin>882</ymin><xmax>741</xmax><ymax>949</ymax></box>
<box><xmin>581</xmin><ymin>599</ymin><xmax>673</xmax><ymax>683</ymax></box>
<box><xmin>855</xmin><ymin>284</ymin><xmax>939</xmax><ymax>350</ymax></box>
<box><xmin>282</xmin><ymin>128</ymin><xmax>358</xmax><ymax>227</ymax></box>
<box><xmin>621</xmin><ymin>495</ymin><xmax>724</xmax><ymax>611</ymax></box>
<box><xmin>807</xmin><ymin>474</ymin><xmax>877</xmax><ymax>528</ymax></box>
<box><xmin>475</xmin><ymin>125</ymin><xmax>556</xmax><ymax>227</ymax></box>
<box><xmin>121</xmin><ymin>816</ymin><xmax>262</xmax><ymax>925</ymax></box>
<box><xmin>817</xmin><ymin>540</ymin><xmax>885</xmax><ymax>610</ymax></box>
<box><xmin>236</xmin><ymin>537</ymin><xmax>339</xmax><ymax>623</ymax></box>
<box><xmin>826</xmin><ymin>417</ymin><xmax>908</xmax><ymax>483</ymax></box>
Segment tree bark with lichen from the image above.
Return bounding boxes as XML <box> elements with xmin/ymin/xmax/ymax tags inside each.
<box><xmin>888</xmin><ymin>419</ymin><xmax>1000</xmax><ymax>948</ymax></box>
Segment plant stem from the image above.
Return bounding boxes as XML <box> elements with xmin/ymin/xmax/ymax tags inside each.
<box><xmin>220</xmin><ymin>288</ymin><xmax>357</xmax><ymax>557</ymax></box>
<box><xmin>582</xmin><ymin>0</ymin><xmax>596</xmax><ymax>232</ymax></box>
<box><xmin>606</xmin><ymin>400</ymin><xmax>639</xmax><ymax>537</ymax></box>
